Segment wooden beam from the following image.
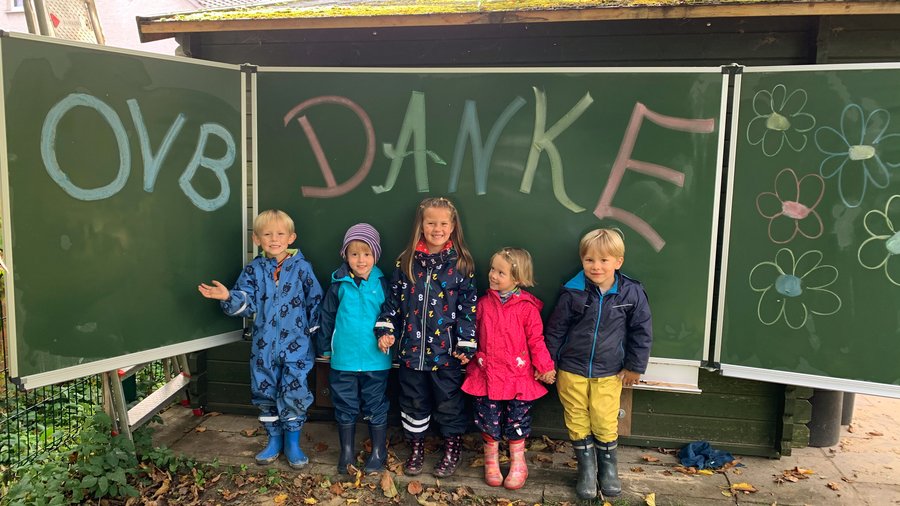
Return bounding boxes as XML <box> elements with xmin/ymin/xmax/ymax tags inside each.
<box><xmin>137</xmin><ymin>2</ymin><xmax>900</xmax><ymax>39</ymax></box>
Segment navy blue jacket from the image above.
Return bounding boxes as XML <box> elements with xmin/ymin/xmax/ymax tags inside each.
<box><xmin>544</xmin><ymin>271</ymin><xmax>652</xmax><ymax>378</ymax></box>
<box><xmin>376</xmin><ymin>247</ymin><xmax>477</xmax><ymax>371</ymax></box>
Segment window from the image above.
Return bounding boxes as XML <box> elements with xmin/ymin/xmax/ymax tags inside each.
<box><xmin>8</xmin><ymin>0</ymin><xmax>25</xmax><ymax>12</ymax></box>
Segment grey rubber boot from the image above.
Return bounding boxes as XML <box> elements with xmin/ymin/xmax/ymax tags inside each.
<box><xmin>595</xmin><ymin>438</ymin><xmax>622</xmax><ymax>497</ymax></box>
<box><xmin>572</xmin><ymin>437</ymin><xmax>598</xmax><ymax>500</ymax></box>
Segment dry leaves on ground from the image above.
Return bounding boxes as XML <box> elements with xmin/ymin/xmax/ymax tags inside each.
<box><xmin>775</xmin><ymin>466</ymin><xmax>815</xmax><ymax>484</ymax></box>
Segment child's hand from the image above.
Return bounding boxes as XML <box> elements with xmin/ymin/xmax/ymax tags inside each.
<box><xmin>198</xmin><ymin>280</ymin><xmax>229</xmax><ymax>301</ymax></box>
<box><xmin>377</xmin><ymin>335</ymin><xmax>395</xmax><ymax>354</ymax></box>
<box><xmin>452</xmin><ymin>352</ymin><xmax>470</xmax><ymax>365</ymax></box>
<box><xmin>619</xmin><ymin>369</ymin><xmax>641</xmax><ymax>387</ymax></box>
<box><xmin>535</xmin><ymin>369</ymin><xmax>556</xmax><ymax>384</ymax></box>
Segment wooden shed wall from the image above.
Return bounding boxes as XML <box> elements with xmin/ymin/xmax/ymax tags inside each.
<box><xmin>184</xmin><ymin>13</ymin><xmax>900</xmax><ymax>456</ymax></box>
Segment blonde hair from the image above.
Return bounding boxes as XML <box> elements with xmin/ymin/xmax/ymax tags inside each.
<box><xmin>399</xmin><ymin>197</ymin><xmax>474</xmax><ymax>280</ymax></box>
<box><xmin>492</xmin><ymin>247</ymin><xmax>535</xmax><ymax>288</ymax></box>
<box><xmin>579</xmin><ymin>228</ymin><xmax>625</xmax><ymax>259</ymax></box>
<box><xmin>253</xmin><ymin>209</ymin><xmax>295</xmax><ymax>235</ymax></box>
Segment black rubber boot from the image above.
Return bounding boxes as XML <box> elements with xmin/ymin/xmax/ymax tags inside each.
<box><xmin>433</xmin><ymin>435</ymin><xmax>463</xmax><ymax>478</ymax></box>
<box><xmin>573</xmin><ymin>437</ymin><xmax>598</xmax><ymax>500</ymax></box>
<box><xmin>337</xmin><ymin>423</ymin><xmax>356</xmax><ymax>474</ymax></box>
<box><xmin>404</xmin><ymin>436</ymin><xmax>426</xmax><ymax>476</ymax></box>
<box><xmin>595</xmin><ymin>438</ymin><xmax>622</xmax><ymax>497</ymax></box>
<box><xmin>364</xmin><ymin>424</ymin><xmax>388</xmax><ymax>473</ymax></box>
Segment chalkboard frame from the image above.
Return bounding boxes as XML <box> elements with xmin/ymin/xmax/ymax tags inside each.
<box><xmin>0</xmin><ymin>32</ymin><xmax>247</xmax><ymax>389</ymax></box>
<box><xmin>716</xmin><ymin>62</ymin><xmax>900</xmax><ymax>398</ymax></box>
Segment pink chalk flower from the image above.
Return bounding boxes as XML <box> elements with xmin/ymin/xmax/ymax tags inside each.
<box><xmin>756</xmin><ymin>168</ymin><xmax>825</xmax><ymax>244</ymax></box>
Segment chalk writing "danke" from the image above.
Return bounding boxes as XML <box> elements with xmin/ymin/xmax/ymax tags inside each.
<box><xmin>287</xmin><ymin>90</ymin><xmax>715</xmax><ymax>251</ymax></box>
<box><xmin>41</xmin><ymin>93</ymin><xmax>236</xmax><ymax>211</ymax></box>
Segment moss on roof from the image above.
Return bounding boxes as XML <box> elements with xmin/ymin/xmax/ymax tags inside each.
<box><xmin>158</xmin><ymin>0</ymin><xmax>816</xmax><ymax>22</ymax></box>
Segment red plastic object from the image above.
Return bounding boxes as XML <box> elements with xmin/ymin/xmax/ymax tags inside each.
<box><xmin>192</xmin><ymin>408</ymin><xmax>204</xmax><ymax>417</ymax></box>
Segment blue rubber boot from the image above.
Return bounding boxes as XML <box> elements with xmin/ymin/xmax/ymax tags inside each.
<box><xmin>363</xmin><ymin>424</ymin><xmax>388</xmax><ymax>473</ymax></box>
<box><xmin>255</xmin><ymin>425</ymin><xmax>283</xmax><ymax>465</ymax></box>
<box><xmin>284</xmin><ymin>429</ymin><xmax>309</xmax><ymax>469</ymax></box>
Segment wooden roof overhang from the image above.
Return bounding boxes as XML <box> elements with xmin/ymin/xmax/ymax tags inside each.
<box><xmin>136</xmin><ymin>1</ymin><xmax>900</xmax><ymax>43</ymax></box>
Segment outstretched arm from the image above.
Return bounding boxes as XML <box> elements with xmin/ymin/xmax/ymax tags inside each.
<box><xmin>198</xmin><ymin>280</ymin><xmax>229</xmax><ymax>301</ymax></box>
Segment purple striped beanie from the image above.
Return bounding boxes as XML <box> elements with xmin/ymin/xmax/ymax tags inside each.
<box><xmin>341</xmin><ymin>223</ymin><xmax>381</xmax><ymax>261</ymax></box>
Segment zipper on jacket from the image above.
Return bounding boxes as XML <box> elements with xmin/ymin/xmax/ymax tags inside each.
<box><xmin>588</xmin><ymin>287</ymin><xmax>603</xmax><ymax>378</ymax></box>
<box><xmin>419</xmin><ymin>267</ymin><xmax>433</xmax><ymax>370</ymax></box>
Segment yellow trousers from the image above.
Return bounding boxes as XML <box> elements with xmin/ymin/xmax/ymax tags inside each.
<box><xmin>556</xmin><ymin>369</ymin><xmax>622</xmax><ymax>443</ymax></box>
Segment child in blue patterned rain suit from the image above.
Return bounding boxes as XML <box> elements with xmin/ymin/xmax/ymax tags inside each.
<box><xmin>199</xmin><ymin>209</ymin><xmax>323</xmax><ymax>468</ymax></box>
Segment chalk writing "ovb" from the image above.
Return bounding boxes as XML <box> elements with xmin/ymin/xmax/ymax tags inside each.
<box><xmin>41</xmin><ymin>93</ymin><xmax>236</xmax><ymax>211</ymax></box>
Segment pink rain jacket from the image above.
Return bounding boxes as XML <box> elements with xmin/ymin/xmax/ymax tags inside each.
<box><xmin>462</xmin><ymin>289</ymin><xmax>556</xmax><ymax>401</ymax></box>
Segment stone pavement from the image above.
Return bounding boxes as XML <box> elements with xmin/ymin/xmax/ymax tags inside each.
<box><xmin>152</xmin><ymin>394</ymin><xmax>900</xmax><ymax>505</ymax></box>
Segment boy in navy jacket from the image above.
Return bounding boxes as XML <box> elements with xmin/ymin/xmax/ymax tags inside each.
<box><xmin>545</xmin><ymin>228</ymin><xmax>653</xmax><ymax>500</ymax></box>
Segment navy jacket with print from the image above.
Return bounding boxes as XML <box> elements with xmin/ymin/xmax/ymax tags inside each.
<box><xmin>544</xmin><ymin>271</ymin><xmax>653</xmax><ymax>378</ymax></box>
<box><xmin>375</xmin><ymin>247</ymin><xmax>477</xmax><ymax>371</ymax></box>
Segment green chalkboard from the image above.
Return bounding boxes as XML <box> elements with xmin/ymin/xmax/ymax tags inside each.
<box><xmin>719</xmin><ymin>64</ymin><xmax>900</xmax><ymax>396</ymax></box>
<box><xmin>0</xmin><ymin>34</ymin><xmax>245</xmax><ymax>388</ymax></box>
<box><xmin>255</xmin><ymin>67</ymin><xmax>725</xmax><ymax>371</ymax></box>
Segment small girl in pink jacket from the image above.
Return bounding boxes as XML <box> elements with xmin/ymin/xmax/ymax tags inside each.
<box><xmin>461</xmin><ymin>247</ymin><xmax>556</xmax><ymax>490</ymax></box>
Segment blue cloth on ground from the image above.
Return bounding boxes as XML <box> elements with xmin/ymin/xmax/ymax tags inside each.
<box><xmin>678</xmin><ymin>441</ymin><xmax>734</xmax><ymax>469</ymax></box>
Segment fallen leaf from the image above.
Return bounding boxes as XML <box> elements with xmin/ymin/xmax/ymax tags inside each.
<box><xmin>152</xmin><ymin>479</ymin><xmax>171</xmax><ymax>498</ymax></box>
<box><xmin>329</xmin><ymin>483</ymin><xmax>344</xmax><ymax>495</ymax></box>
<box><xmin>721</xmin><ymin>490</ymin><xmax>733</xmax><ymax>497</ymax></box>
<box><xmin>645</xmin><ymin>492</ymin><xmax>656</xmax><ymax>506</ymax></box>
<box><xmin>303</xmin><ymin>498</ymin><xmax>318</xmax><ymax>505</ymax></box>
<box><xmin>631</xmin><ymin>466</ymin><xmax>645</xmax><ymax>473</ymax></box>
<box><xmin>194</xmin><ymin>426</ymin><xmax>207</xmax><ymax>433</ymax></box>
<box><xmin>641</xmin><ymin>455</ymin><xmax>660</xmax><ymax>462</ymax></box>
<box><xmin>532</xmin><ymin>454</ymin><xmax>553</xmax><ymax>464</ymax></box>
<box><xmin>240</xmin><ymin>428</ymin><xmax>257</xmax><ymax>437</ymax></box>
<box><xmin>827</xmin><ymin>482</ymin><xmax>841</xmax><ymax>491</ymax></box>
<box><xmin>731</xmin><ymin>482</ymin><xmax>758</xmax><ymax>493</ymax></box>
<box><xmin>273</xmin><ymin>493</ymin><xmax>288</xmax><ymax>505</ymax></box>
<box><xmin>314</xmin><ymin>442</ymin><xmax>329</xmax><ymax>452</ymax></box>
<box><xmin>867</xmin><ymin>431</ymin><xmax>884</xmax><ymax>437</ymax></box>
<box><xmin>407</xmin><ymin>480</ymin><xmax>423</xmax><ymax>495</ymax></box>
<box><xmin>470</xmin><ymin>457</ymin><xmax>485</xmax><ymax>467</ymax></box>
<box><xmin>697</xmin><ymin>469</ymin><xmax>714</xmax><ymax>475</ymax></box>
<box><xmin>380</xmin><ymin>471</ymin><xmax>398</xmax><ymax>498</ymax></box>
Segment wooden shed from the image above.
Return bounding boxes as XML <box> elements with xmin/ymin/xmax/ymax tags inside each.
<box><xmin>136</xmin><ymin>0</ymin><xmax>900</xmax><ymax>457</ymax></box>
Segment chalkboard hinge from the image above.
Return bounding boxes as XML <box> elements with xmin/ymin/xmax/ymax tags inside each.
<box><xmin>722</xmin><ymin>63</ymin><xmax>743</xmax><ymax>75</ymax></box>
<box><xmin>701</xmin><ymin>360</ymin><xmax>721</xmax><ymax>370</ymax></box>
<box><xmin>240</xmin><ymin>63</ymin><xmax>258</xmax><ymax>74</ymax></box>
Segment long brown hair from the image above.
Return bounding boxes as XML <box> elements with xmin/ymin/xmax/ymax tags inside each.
<box><xmin>399</xmin><ymin>197</ymin><xmax>474</xmax><ymax>281</ymax></box>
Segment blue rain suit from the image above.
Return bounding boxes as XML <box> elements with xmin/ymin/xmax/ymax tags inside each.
<box><xmin>221</xmin><ymin>249</ymin><xmax>323</xmax><ymax>433</ymax></box>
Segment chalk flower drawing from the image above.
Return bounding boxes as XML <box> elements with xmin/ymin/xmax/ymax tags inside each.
<box><xmin>749</xmin><ymin>248</ymin><xmax>841</xmax><ymax>329</ymax></box>
<box><xmin>756</xmin><ymin>168</ymin><xmax>825</xmax><ymax>244</ymax></box>
<box><xmin>857</xmin><ymin>194</ymin><xmax>900</xmax><ymax>286</ymax></box>
<box><xmin>814</xmin><ymin>104</ymin><xmax>900</xmax><ymax>208</ymax></box>
<box><xmin>746</xmin><ymin>84</ymin><xmax>816</xmax><ymax>157</ymax></box>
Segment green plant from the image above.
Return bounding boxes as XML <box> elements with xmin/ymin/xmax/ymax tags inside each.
<box><xmin>2</xmin><ymin>412</ymin><xmax>140</xmax><ymax>505</ymax></box>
